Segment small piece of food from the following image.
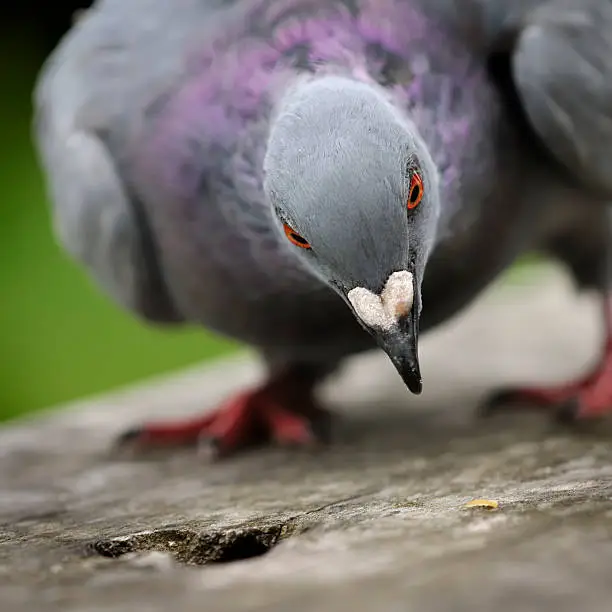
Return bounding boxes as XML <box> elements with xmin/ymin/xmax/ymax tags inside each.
<box><xmin>463</xmin><ymin>499</ymin><xmax>499</xmax><ymax>510</ymax></box>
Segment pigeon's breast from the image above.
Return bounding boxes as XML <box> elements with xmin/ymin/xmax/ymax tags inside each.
<box><xmin>133</xmin><ymin>0</ymin><xmax>511</xmax><ymax>353</ymax></box>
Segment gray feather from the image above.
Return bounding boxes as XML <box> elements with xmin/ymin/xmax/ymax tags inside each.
<box><xmin>510</xmin><ymin>0</ymin><xmax>612</xmax><ymax>197</ymax></box>
<box><xmin>33</xmin><ymin>25</ymin><xmax>182</xmax><ymax>323</ymax></box>
<box><xmin>32</xmin><ymin>0</ymin><xmax>612</xmax><ymax>381</ymax></box>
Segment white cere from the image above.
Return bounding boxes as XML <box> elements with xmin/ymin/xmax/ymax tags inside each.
<box><xmin>347</xmin><ymin>271</ymin><xmax>414</xmax><ymax>331</ymax></box>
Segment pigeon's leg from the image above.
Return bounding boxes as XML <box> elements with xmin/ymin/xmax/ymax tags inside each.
<box><xmin>484</xmin><ymin>297</ymin><xmax>612</xmax><ymax>421</ymax></box>
<box><xmin>484</xmin><ymin>205</ymin><xmax>612</xmax><ymax>422</ymax></box>
<box><xmin>117</xmin><ymin>365</ymin><xmax>332</xmax><ymax>457</ymax></box>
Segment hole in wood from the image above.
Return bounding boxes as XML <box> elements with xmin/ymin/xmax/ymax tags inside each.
<box><xmin>90</xmin><ymin>522</ymin><xmax>295</xmax><ymax>566</ymax></box>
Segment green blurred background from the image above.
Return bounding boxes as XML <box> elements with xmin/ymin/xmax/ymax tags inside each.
<box><xmin>0</xmin><ymin>4</ymin><xmax>237</xmax><ymax>422</ymax></box>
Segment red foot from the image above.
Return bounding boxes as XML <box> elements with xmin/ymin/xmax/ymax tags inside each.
<box><xmin>484</xmin><ymin>298</ymin><xmax>612</xmax><ymax>422</ymax></box>
<box><xmin>484</xmin><ymin>348</ymin><xmax>612</xmax><ymax>421</ymax></box>
<box><xmin>117</xmin><ymin>378</ymin><xmax>330</xmax><ymax>457</ymax></box>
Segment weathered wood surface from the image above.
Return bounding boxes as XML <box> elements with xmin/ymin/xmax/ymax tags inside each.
<box><xmin>1</xmin><ymin>265</ymin><xmax>611</xmax><ymax>612</ymax></box>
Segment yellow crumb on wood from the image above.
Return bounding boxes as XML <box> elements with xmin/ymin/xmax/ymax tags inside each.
<box><xmin>463</xmin><ymin>499</ymin><xmax>499</xmax><ymax>510</ymax></box>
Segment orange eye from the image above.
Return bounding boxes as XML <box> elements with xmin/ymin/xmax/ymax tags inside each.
<box><xmin>407</xmin><ymin>172</ymin><xmax>423</xmax><ymax>210</ymax></box>
<box><xmin>283</xmin><ymin>223</ymin><xmax>311</xmax><ymax>249</ymax></box>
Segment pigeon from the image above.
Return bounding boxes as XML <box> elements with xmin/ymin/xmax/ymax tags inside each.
<box><xmin>33</xmin><ymin>0</ymin><xmax>612</xmax><ymax>457</ymax></box>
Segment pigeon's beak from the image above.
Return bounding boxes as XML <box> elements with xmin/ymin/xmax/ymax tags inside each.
<box><xmin>346</xmin><ymin>270</ymin><xmax>423</xmax><ymax>395</ymax></box>
<box><xmin>375</xmin><ymin>304</ymin><xmax>422</xmax><ymax>395</ymax></box>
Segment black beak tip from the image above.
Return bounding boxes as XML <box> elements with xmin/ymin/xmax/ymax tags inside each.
<box><xmin>400</xmin><ymin>366</ymin><xmax>422</xmax><ymax>395</ymax></box>
<box><xmin>406</xmin><ymin>376</ymin><xmax>423</xmax><ymax>395</ymax></box>
<box><xmin>389</xmin><ymin>355</ymin><xmax>422</xmax><ymax>395</ymax></box>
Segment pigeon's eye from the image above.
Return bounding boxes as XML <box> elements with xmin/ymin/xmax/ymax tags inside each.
<box><xmin>407</xmin><ymin>172</ymin><xmax>423</xmax><ymax>210</ymax></box>
<box><xmin>283</xmin><ymin>223</ymin><xmax>311</xmax><ymax>249</ymax></box>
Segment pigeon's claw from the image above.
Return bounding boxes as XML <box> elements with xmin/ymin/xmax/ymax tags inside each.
<box><xmin>116</xmin><ymin>377</ymin><xmax>331</xmax><ymax>458</ymax></box>
<box><xmin>197</xmin><ymin>391</ymin><xmax>321</xmax><ymax>457</ymax></box>
<box><xmin>483</xmin><ymin>319</ymin><xmax>612</xmax><ymax>423</ymax></box>
<box><xmin>483</xmin><ymin>357</ymin><xmax>612</xmax><ymax>423</ymax></box>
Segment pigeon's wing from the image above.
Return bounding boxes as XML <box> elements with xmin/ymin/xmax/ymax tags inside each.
<box><xmin>504</xmin><ymin>0</ymin><xmax>612</xmax><ymax>197</ymax></box>
<box><xmin>32</xmin><ymin>6</ymin><xmax>193</xmax><ymax>324</ymax></box>
<box><xmin>33</xmin><ymin>120</ymin><xmax>183</xmax><ymax>324</ymax></box>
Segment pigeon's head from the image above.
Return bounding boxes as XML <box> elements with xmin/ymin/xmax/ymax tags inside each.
<box><xmin>264</xmin><ymin>75</ymin><xmax>440</xmax><ymax>394</ymax></box>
